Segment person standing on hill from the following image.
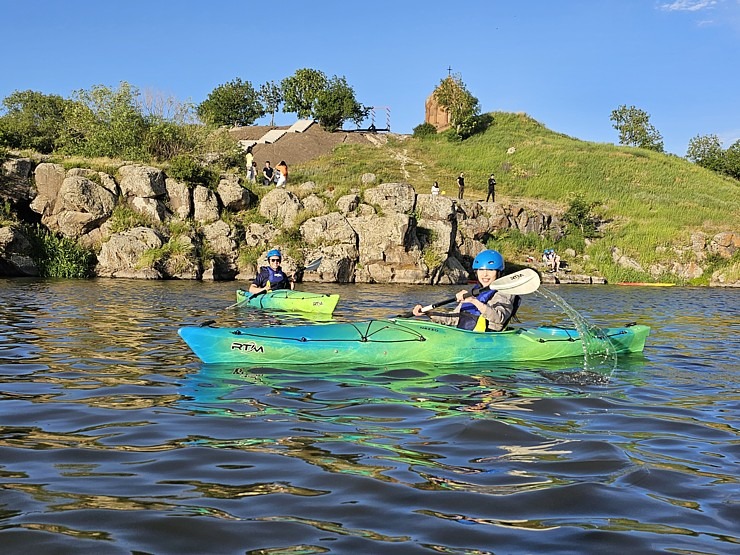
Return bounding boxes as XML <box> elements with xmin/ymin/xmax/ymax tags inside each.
<box><xmin>486</xmin><ymin>173</ymin><xmax>496</xmax><ymax>202</ymax></box>
<box><xmin>431</xmin><ymin>181</ymin><xmax>440</xmax><ymax>196</ymax></box>
<box><xmin>275</xmin><ymin>160</ymin><xmax>288</xmax><ymax>187</ymax></box>
<box><xmin>457</xmin><ymin>172</ymin><xmax>465</xmax><ymax>200</ymax></box>
<box><xmin>245</xmin><ymin>146</ymin><xmax>256</xmax><ymax>183</ymax></box>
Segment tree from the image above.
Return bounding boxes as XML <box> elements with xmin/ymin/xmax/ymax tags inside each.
<box><xmin>63</xmin><ymin>82</ymin><xmax>148</xmax><ymax>159</ymax></box>
<box><xmin>609</xmin><ymin>105</ymin><xmax>664</xmax><ymax>152</ymax></box>
<box><xmin>686</xmin><ymin>134</ymin><xmax>725</xmax><ymax>172</ymax></box>
<box><xmin>433</xmin><ymin>74</ymin><xmax>480</xmax><ymax>137</ymax></box>
<box><xmin>281</xmin><ymin>68</ymin><xmax>328</xmax><ymax>119</ymax></box>
<box><xmin>562</xmin><ymin>195</ymin><xmax>601</xmax><ymax>238</ymax></box>
<box><xmin>313</xmin><ymin>76</ymin><xmax>368</xmax><ymax>132</ymax></box>
<box><xmin>724</xmin><ymin>140</ymin><xmax>740</xmax><ymax>180</ymax></box>
<box><xmin>197</xmin><ymin>78</ymin><xmax>264</xmax><ymax>127</ymax></box>
<box><xmin>259</xmin><ymin>81</ymin><xmax>283</xmax><ymax>126</ymax></box>
<box><xmin>0</xmin><ymin>90</ymin><xmax>70</xmax><ymax>153</ymax></box>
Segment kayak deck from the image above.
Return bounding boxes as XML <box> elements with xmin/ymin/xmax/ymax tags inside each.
<box><xmin>178</xmin><ymin>318</ymin><xmax>650</xmax><ymax>366</ymax></box>
<box><xmin>236</xmin><ymin>289</ymin><xmax>340</xmax><ymax>314</ymax></box>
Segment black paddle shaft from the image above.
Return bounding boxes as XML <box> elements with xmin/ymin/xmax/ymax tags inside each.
<box><xmin>423</xmin><ymin>285</ymin><xmax>485</xmax><ymax>311</ymax></box>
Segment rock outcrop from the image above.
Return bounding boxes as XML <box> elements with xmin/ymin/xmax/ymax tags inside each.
<box><xmin>1</xmin><ymin>155</ymin><xmax>737</xmax><ymax>286</ymax></box>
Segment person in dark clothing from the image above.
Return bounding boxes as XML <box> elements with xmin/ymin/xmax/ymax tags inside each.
<box><xmin>487</xmin><ymin>174</ymin><xmax>496</xmax><ymax>202</ymax></box>
<box><xmin>262</xmin><ymin>161</ymin><xmax>275</xmax><ymax>186</ymax></box>
<box><xmin>457</xmin><ymin>172</ymin><xmax>465</xmax><ymax>200</ymax></box>
<box><xmin>248</xmin><ymin>249</ymin><xmax>294</xmax><ymax>294</ymax></box>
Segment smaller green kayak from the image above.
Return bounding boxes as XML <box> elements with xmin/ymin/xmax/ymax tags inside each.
<box><xmin>235</xmin><ymin>289</ymin><xmax>340</xmax><ymax>315</ymax></box>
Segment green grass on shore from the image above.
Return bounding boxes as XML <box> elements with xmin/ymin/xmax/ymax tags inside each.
<box><xmin>289</xmin><ymin>112</ymin><xmax>739</xmax><ymax>283</ymax></box>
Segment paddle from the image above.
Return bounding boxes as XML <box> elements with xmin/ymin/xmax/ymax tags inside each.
<box><xmin>301</xmin><ymin>256</ymin><xmax>323</xmax><ymax>273</ymax></box>
<box><xmin>397</xmin><ymin>268</ymin><xmax>541</xmax><ymax>318</ymax></box>
<box><xmin>225</xmin><ymin>257</ymin><xmax>323</xmax><ymax>309</ymax></box>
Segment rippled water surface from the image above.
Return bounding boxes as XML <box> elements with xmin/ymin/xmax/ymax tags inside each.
<box><xmin>1</xmin><ymin>279</ymin><xmax>738</xmax><ymax>554</ymax></box>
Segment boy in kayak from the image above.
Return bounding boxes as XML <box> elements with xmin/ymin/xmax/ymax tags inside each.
<box><xmin>411</xmin><ymin>249</ymin><xmax>519</xmax><ymax>332</ymax></box>
<box><xmin>248</xmin><ymin>249</ymin><xmax>295</xmax><ymax>295</ymax></box>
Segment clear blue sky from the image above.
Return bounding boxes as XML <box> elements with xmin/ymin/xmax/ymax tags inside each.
<box><xmin>3</xmin><ymin>0</ymin><xmax>738</xmax><ymax>155</ymax></box>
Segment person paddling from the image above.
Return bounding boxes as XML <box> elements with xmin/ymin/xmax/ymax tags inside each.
<box><xmin>411</xmin><ymin>249</ymin><xmax>520</xmax><ymax>331</ymax></box>
<box><xmin>248</xmin><ymin>249</ymin><xmax>295</xmax><ymax>295</ymax></box>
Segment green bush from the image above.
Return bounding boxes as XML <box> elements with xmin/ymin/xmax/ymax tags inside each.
<box><xmin>166</xmin><ymin>154</ymin><xmax>216</xmax><ymax>187</ymax></box>
<box><xmin>108</xmin><ymin>203</ymin><xmax>158</xmax><ymax>233</ymax></box>
<box><xmin>412</xmin><ymin>123</ymin><xmax>437</xmax><ymax>138</ymax></box>
<box><xmin>62</xmin><ymin>82</ymin><xmax>148</xmax><ymax>160</ymax></box>
<box><xmin>23</xmin><ymin>224</ymin><xmax>95</xmax><ymax>278</ymax></box>
<box><xmin>145</xmin><ymin>120</ymin><xmax>194</xmax><ymax>161</ymax></box>
<box><xmin>562</xmin><ymin>195</ymin><xmax>601</xmax><ymax>238</ymax></box>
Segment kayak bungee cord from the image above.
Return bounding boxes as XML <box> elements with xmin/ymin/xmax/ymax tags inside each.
<box><xmin>227</xmin><ymin>319</ymin><xmax>427</xmax><ymax>344</ymax></box>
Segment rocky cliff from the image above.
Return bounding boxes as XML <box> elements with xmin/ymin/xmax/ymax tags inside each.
<box><xmin>1</xmin><ymin>156</ymin><xmax>738</xmax><ymax>286</ymax></box>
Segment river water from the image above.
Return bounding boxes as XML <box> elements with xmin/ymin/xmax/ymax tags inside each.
<box><xmin>1</xmin><ymin>278</ymin><xmax>738</xmax><ymax>554</ymax></box>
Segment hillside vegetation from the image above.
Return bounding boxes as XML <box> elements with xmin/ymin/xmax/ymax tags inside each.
<box><xmin>2</xmin><ymin>111</ymin><xmax>737</xmax><ymax>284</ymax></box>
<box><xmin>290</xmin><ymin>112</ymin><xmax>739</xmax><ymax>284</ymax></box>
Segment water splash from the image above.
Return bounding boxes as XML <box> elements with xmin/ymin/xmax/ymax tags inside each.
<box><xmin>535</xmin><ymin>287</ymin><xmax>618</xmax><ymax>375</ymax></box>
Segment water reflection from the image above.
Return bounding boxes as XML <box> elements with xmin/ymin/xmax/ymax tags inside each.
<box><xmin>1</xmin><ymin>278</ymin><xmax>738</xmax><ymax>554</ymax></box>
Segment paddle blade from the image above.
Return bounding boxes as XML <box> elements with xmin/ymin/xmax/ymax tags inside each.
<box><xmin>303</xmin><ymin>257</ymin><xmax>322</xmax><ymax>272</ymax></box>
<box><xmin>492</xmin><ymin>268</ymin><xmax>541</xmax><ymax>295</ymax></box>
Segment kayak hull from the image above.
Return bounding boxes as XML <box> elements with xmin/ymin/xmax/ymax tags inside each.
<box><xmin>236</xmin><ymin>289</ymin><xmax>339</xmax><ymax>314</ymax></box>
<box><xmin>178</xmin><ymin>319</ymin><xmax>650</xmax><ymax>366</ymax></box>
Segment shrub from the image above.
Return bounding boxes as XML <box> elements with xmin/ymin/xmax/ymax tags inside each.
<box><xmin>23</xmin><ymin>224</ymin><xmax>96</xmax><ymax>278</ymax></box>
<box><xmin>108</xmin><ymin>203</ymin><xmax>158</xmax><ymax>233</ymax></box>
<box><xmin>166</xmin><ymin>154</ymin><xmax>216</xmax><ymax>187</ymax></box>
<box><xmin>145</xmin><ymin>120</ymin><xmax>194</xmax><ymax>161</ymax></box>
<box><xmin>413</xmin><ymin>122</ymin><xmax>437</xmax><ymax>138</ymax></box>
<box><xmin>562</xmin><ymin>195</ymin><xmax>600</xmax><ymax>238</ymax></box>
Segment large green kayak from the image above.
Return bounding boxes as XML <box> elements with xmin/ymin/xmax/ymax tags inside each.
<box><xmin>178</xmin><ymin>319</ymin><xmax>650</xmax><ymax>366</ymax></box>
<box><xmin>235</xmin><ymin>288</ymin><xmax>339</xmax><ymax>315</ymax></box>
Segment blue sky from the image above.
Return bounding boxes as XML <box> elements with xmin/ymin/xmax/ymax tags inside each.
<box><xmin>3</xmin><ymin>0</ymin><xmax>738</xmax><ymax>155</ymax></box>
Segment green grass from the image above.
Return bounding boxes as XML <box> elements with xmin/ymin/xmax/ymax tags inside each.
<box><xmin>285</xmin><ymin>112</ymin><xmax>738</xmax><ymax>282</ymax></box>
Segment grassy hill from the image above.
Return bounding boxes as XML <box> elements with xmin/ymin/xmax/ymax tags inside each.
<box><xmin>289</xmin><ymin>112</ymin><xmax>739</xmax><ymax>284</ymax></box>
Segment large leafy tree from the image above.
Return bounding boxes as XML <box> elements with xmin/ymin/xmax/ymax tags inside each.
<box><xmin>433</xmin><ymin>74</ymin><xmax>480</xmax><ymax>137</ymax></box>
<box><xmin>609</xmin><ymin>105</ymin><xmax>664</xmax><ymax>152</ymax></box>
<box><xmin>0</xmin><ymin>90</ymin><xmax>71</xmax><ymax>153</ymax></box>
<box><xmin>314</xmin><ymin>76</ymin><xmax>368</xmax><ymax>132</ymax></box>
<box><xmin>259</xmin><ymin>80</ymin><xmax>283</xmax><ymax>126</ymax></box>
<box><xmin>281</xmin><ymin>68</ymin><xmax>328</xmax><ymax>119</ymax></box>
<box><xmin>63</xmin><ymin>82</ymin><xmax>148</xmax><ymax>159</ymax></box>
<box><xmin>197</xmin><ymin>78</ymin><xmax>264</xmax><ymax>127</ymax></box>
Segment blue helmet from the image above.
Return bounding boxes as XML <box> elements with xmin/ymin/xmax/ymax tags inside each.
<box><xmin>266</xmin><ymin>249</ymin><xmax>282</xmax><ymax>260</ymax></box>
<box><xmin>472</xmin><ymin>249</ymin><xmax>505</xmax><ymax>271</ymax></box>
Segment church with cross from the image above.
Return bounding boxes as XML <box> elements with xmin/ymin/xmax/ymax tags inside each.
<box><xmin>424</xmin><ymin>67</ymin><xmax>456</xmax><ymax>132</ymax></box>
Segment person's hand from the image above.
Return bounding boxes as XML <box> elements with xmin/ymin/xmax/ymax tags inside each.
<box><xmin>455</xmin><ymin>289</ymin><xmax>469</xmax><ymax>302</ymax></box>
<box><xmin>412</xmin><ymin>304</ymin><xmax>424</xmax><ymax>317</ymax></box>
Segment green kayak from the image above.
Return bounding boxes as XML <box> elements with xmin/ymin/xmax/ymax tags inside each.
<box><xmin>235</xmin><ymin>288</ymin><xmax>340</xmax><ymax>315</ymax></box>
<box><xmin>178</xmin><ymin>318</ymin><xmax>650</xmax><ymax>366</ymax></box>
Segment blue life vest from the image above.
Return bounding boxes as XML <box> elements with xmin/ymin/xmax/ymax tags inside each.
<box><xmin>257</xmin><ymin>266</ymin><xmax>290</xmax><ymax>290</ymax></box>
<box><xmin>459</xmin><ymin>288</ymin><xmax>496</xmax><ymax>316</ymax></box>
<box><xmin>457</xmin><ymin>288</ymin><xmax>497</xmax><ymax>331</ymax></box>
